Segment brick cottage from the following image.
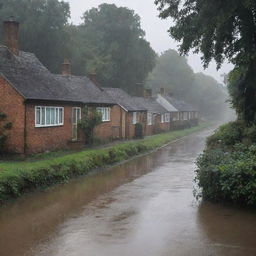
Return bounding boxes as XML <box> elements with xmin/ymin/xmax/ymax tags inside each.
<box><xmin>0</xmin><ymin>18</ymin><xmax>200</xmax><ymax>155</ymax></box>
<box><xmin>0</xmin><ymin>18</ymin><xmax>121</xmax><ymax>154</ymax></box>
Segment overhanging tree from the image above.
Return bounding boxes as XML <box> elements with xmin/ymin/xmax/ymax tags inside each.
<box><xmin>155</xmin><ymin>0</ymin><xmax>256</xmax><ymax>123</ymax></box>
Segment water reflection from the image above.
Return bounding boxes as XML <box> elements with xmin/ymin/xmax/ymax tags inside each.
<box><xmin>0</xmin><ymin>127</ymin><xmax>256</xmax><ymax>256</ymax></box>
<box><xmin>0</xmin><ymin>149</ymin><xmax>168</xmax><ymax>256</ymax></box>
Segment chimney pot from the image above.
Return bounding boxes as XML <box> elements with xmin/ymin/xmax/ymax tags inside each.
<box><xmin>62</xmin><ymin>59</ymin><xmax>71</xmax><ymax>76</ymax></box>
<box><xmin>3</xmin><ymin>16</ymin><xmax>19</xmax><ymax>55</ymax></box>
<box><xmin>89</xmin><ymin>69</ymin><xmax>97</xmax><ymax>86</ymax></box>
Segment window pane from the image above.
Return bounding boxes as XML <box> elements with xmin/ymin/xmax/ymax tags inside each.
<box><xmin>56</xmin><ymin>108</ymin><xmax>59</xmax><ymax>124</ymax></box>
<box><xmin>59</xmin><ymin>108</ymin><xmax>63</xmax><ymax>124</ymax></box>
<box><xmin>50</xmin><ymin>108</ymin><xmax>55</xmax><ymax>124</ymax></box>
<box><xmin>77</xmin><ymin>108</ymin><xmax>81</xmax><ymax>122</ymax></box>
<box><xmin>36</xmin><ymin>107</ymin><xmax>41</xmax><ymax>125</ymax></box>
<box><xmin>41</xmin><ymin>107</ymin><xmax>45</xmax><ymax>125</ymax></box>
<box><xmin>46</xmin><ymin>108</ymin><xmax>51</xmax><ymax>125</ymax></box>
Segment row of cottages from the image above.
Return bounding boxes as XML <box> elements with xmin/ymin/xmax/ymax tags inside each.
<box><xmin>156</xmin><ymin>92</ymin><xmax>199</xmax><ymax>130</ymax></box>
<box><xmin>0</xmin><ymin>18</ymin><xmax>199</xmax><ymax>155</ymax></box>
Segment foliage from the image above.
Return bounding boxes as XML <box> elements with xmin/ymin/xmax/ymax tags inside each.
<box><xmin>0</xmin><ymin>122</ymin><xmax>209</xmax><ymax>204</ymax></box>
<box><xmin>78</xmin><ymin>106</ymin><xmax>102</xmax><ymax>145</ymax></box>
<box><xmin>206</xmin><ymin>121</ymin><xmax>256</xmax><ymax>150</ymax></box>
<box><xmin>134</xmin><ymin>123</ymin><xmax>144</xmax><ymax>139</ymax></box>
<box><xmin>0</xmin><ymin>2</ymin><xmax>156</xmax><ymax>94</ymax></box>
<box><xmin>146</xmin><ymin>49</ymin><xmax>194</xmax><ymax>98</ymax></box>
<box><xmin>155</xmin><ymin>0</ymin><xmax>256</xmax><ymax>123</ymax></box>
<box><xmin>146</xmin><ymin>49</ymin><xmax>234</xmax><ymax>120</ymax></box>
<box><xmin>68</xmin><ymin>4</ymin><xmax>156</xmax><ymax>95</ymax></box>
<box><xmin>0</xmin><ymin>0</ymin><xmax>70</xmax><ymax>73</ymax></box>
<box><xmin>196</xmin><ymin>144</ymin><xmax>256</xmax><ymax>206</ymax></box>
<box><xmin>0</xmin><ymin>112</ymin><xmax>12</xmax><ymax>153</ymax></box>
<box><xmin>196</xmin><ymin>121</ymin><xmax>256</xmax><ymax>206</ymax></box>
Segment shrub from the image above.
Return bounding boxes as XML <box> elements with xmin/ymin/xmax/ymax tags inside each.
<box><xmin>196</xmin><ymin>143</ymin><xmax>256</xmax><ymax>206</ymax></box>
<box><xmin>78</xmin><ymin>106</ymin><xmax>102</xmax><ymax>145</ymax></box>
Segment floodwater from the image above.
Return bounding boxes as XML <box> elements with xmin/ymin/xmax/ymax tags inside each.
<box><xmin>0</xmin><ymin>127</ymin><xmax>256</xmax><ymax>256</ymax></box>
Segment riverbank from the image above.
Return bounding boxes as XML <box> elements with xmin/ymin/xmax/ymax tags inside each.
<box><xmin>0</xmin><ymin>123</ymin><xmax>210</xmax><ymax>205</ymax></box>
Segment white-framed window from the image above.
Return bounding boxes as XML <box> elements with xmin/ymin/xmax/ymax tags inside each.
<box><xmin>184</xmin><ymin>112</ymin><xmax>188</xmax><ymax>120</ymax></box>
<box><xmin>165</xmin><ymin>113</ymin><xmax>170</xmax><ymax>122</ymax></box>
<box><xmin>147</xmin><ymin>112</ymin><xmax>153</xmax><ymax>125</ymax></box>
<box><xmin>161</xmin><ymin>114</ymin><xmax>165</xmax><ymax>123</ymax></box>
<box><xmin>35</xmin><ymin>106</ymin><xmax>64</xmax><ymax>127</ymax></box>
<box><xmin>132</xmin><ymin>112</ymin><xmax>137</xmax><ymax>124</ymax></box>
<box><xmin>97</xmin><ymin>107</ymin><xmax>111</xmax><ymax>122</ymax></box>
<box><xmin>195</xmin><ymin>112</ymin><xmax>198</xmax><ymax>118</ymax></box>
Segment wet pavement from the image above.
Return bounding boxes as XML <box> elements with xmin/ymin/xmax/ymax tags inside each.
<box><xmin>0</xmin><ymin>127</ymin><xmax>256</xmax><ymax>256</ymax></box>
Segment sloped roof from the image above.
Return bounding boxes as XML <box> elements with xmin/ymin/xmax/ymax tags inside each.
<box><xmin>156</xmin><ymin>94</ymin><xmax>178</xmax><ymax>112</ymax></box>
<box><xmin>103</xmin><ymin>87</ymin><xmax>146</xmax><ymax>111</ymax></box>
<box><xmin>0</xmin><ymin>45</ymin><xmax>114</xmax><ymax>104</ymax></box>
<box><xmin>163</xmin><ymin>95</ymin><xmax>198</xmax><ymax>112</ymax></box>
<box><xmin>133</xmin><ymin>97</ymin><xmax>167</xmax><ymax>114</ymax></box>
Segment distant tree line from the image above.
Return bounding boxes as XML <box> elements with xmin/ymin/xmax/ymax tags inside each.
<box><xmin>146</xmin><ymin>49</ymin><xmax>234</xmax><ymax>120</ymax></box>
<box><xmin>0</xmin><ymin>1</ymin><xmax>156</xmax><ymax>95</ymax></box>
<box><xmin>155</xmin><ymin>0</ymin><xmax>256</xmax><ymax>124</ymax></box>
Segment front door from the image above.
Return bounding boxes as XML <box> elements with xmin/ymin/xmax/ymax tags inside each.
<box><xmin>72</xmin><ymin>107</ymin><xmax>81</xmax><ymax>140</ymax></box>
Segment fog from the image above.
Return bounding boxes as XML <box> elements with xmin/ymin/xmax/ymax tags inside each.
<box><xmin>66</xmin><ymin>0</ymin><xmax>234</xmax><ymax>83</ymax></box>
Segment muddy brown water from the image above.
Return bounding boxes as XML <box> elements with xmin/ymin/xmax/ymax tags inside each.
<box><xmin>0</xmin><ymin>127</ymin><xmax>256</xmax><ymax>256</ymax></box>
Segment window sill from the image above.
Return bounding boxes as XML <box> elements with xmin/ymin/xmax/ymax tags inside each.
<box><xmin>35</xmin><ymin>124</ymin><xmax>64</xmax><ymax>128</ymax></box>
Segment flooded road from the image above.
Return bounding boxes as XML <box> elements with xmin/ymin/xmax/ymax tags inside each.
<box><xmin>1</xmin><ymin>127</ymin><xmax>256</xmax><ymax>256</ymax></box>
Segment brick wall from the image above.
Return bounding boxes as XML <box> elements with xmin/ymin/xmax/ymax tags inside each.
<box><xmin>0</xmin><ymin>76</ymin><xmax>25</xmax><ymax>154</ymax></box>
<box><xmin>126</xmin><ymin>112</ymin><xmax>145</xmax><ymax>139</ymax></box>
<box><xmin>25</xmin><ymin>102</ymin><xmax>84</xmax><ymax>154</ymax></box>
<box><xmin>94</xmin><ymin>105</ymin><xmax>122</xmax><ymax>140</ymax></box>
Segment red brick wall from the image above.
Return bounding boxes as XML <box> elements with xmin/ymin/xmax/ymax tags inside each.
<box><xmin>125</xmin><ymin>112</ymin><xmax>145</xmax><ymax>139</ymax></box>
<box><xmin>25</xmin><ymin>102</ymin><xmax>84</xmax><ymax>154</ymax></box>
<box><xmin>94</xmin><ymin>105</ymin><xmax>122</xmax><ymax>140</ymax></box>
<box><xmin>0</xmin><ymin>76</ymin><xmax>25</xmax><ymax>154</ymax></box>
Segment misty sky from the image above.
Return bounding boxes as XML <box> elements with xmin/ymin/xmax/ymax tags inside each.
<box><xmin>66</xmin><ymin>0</ymin><xmax>233</xmax><ymax>83</ymax></box>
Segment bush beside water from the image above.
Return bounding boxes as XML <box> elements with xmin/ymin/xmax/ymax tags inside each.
<box><xmin>196</xmin><ymin>121</ymin><xmax>256</xmax><ymax>206</ymax></box>
<box><xmin>0</xmin><ymin>124</ymin><xmax>208</xmax><ymax>205</ymax></box>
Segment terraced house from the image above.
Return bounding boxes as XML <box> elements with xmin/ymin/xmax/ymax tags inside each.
<box><xmin>0</xmin><ymin>18</ymin><xmax>199</xmax><ymax>155</ymax></box>
<box><xmin>0</xmin><ymin>18</ymin><xmax>120</xmax><ymax>154</ymax></box>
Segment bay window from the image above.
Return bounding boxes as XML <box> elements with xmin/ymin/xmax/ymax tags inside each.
<box><xmin>35</xmin><ymin>106</ymin><xmax>64</xmax><ymax>127</ymax></box>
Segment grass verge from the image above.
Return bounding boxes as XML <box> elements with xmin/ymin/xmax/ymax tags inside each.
<box><xmin>0</xmin><ymin>123</ymin><xmax>209</xmax><ymax>205</ymax></box>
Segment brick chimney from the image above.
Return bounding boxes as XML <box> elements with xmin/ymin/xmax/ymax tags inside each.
<box><xmin>160</xmin><ymin>87</ymin><xmax>165</xmax><ymax>95</ymax></box>
<box><xmin>144</xmin><ymin>89</ymin><xmax>152</xmax><ymax>98</ymax></box>
<box><xmin>3</xmin><ymin>16</ymin><xmax>19</xmax><ymax>55</ymax></box>
<box><xmin>89</xmin><ymin>69</ymin><xmax>97</xmax><ymax>86</ymax></box>
<box><xmin>62</xmin><ymin>59</ymin><xmax>71</xmax><ymax>76</ymax></box>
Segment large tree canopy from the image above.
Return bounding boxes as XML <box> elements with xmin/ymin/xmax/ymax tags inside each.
<box><xmin>155</xmin><ymin>0</ymin><xmax>256</xmax><ymax>123</ymax></box>
<box><xmin>0</xmin><ymin>0</ymin><xmax>70</xmax><ymax>73</ymax></box>
<box><xmin>69</xmin><ymin>4</ymin><xmax>156</xmax><ymax>95</ymax></box>
<box><xmin>146</xmin><ymin>49</ymin><xmax>194</xmax><ymax>99</ymax></box>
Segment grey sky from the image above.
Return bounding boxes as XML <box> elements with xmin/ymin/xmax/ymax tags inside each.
<box><xmin>66</xmin><ymin>0</ymin><xmax>233</xmax><ymax>83</ymax></box>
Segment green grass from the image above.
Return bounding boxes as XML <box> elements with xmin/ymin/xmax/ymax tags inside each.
<box><xmin>0</xmin><ymin>122</ymin><xmax>209</xmax><ymax>204</ymax></box>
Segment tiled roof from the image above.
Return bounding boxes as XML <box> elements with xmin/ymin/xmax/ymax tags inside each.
<box><xmin>103</xmin><ymin>87</ymin><xmax>146</xmax><ymax>111</ymax></box>
<box><xmin>163</xmin><ymin>95</ymin><xmax>198</xmax><ymax>112</ymax></box>
<box><xmin>156</xmin><ymin>94</ymin><xmax>178</xmax><ymax>112</ymax></box>
<box><xmin>0</xmin><ymin>46</ymin><xmax>114</xmax><ymax>104</ymax></box>
<box><xmin>133</xmin><ymin>97</ymin><xmax>167</xmax><ymax>114</ymax></box>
